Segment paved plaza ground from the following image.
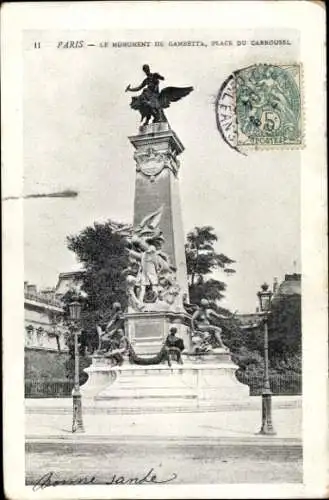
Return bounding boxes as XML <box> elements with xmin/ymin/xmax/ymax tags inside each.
<box><xmin>25</xmin><ymin>396</ymin><xmax>302</xmax><ymax>485</ymax></box>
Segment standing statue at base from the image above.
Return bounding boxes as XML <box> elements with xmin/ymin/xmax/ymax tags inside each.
<box><xmin>191</xmin><ymin>299</ymin><xmax>228</xmax><ymax>352</ymax></box>
<box><xmin>125</xmin><ymin>64</ymin><xmax>194</xmax><ymax>125</ymax></box>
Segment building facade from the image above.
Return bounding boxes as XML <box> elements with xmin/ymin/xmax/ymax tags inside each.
<box><xmin>55</xmin><ymin>270</ymin><xmax>85</xmax><ymax>298</ymax></box>
<box><xmin>272</xmin><ymin>273</ymin><xmax>301</xmax><ymax>302</ymax></box>
<box><xmin>237</xmin><ymin>273</ymin><xmax>301</xmax><ymax>331</ymax></box>
<box><xmin>237</xmin><ymin>312</ymin><xmax>264</xmax><ymax>330</ymax></box>
<box><xmin>24</xmin><ymin>282</ymin><xmax>68</xmax><ymax>352</ymax></box>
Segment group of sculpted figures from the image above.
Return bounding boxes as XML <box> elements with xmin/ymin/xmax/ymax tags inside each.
<box><xmin>113</xmin><ymin>206</ymin><xmax>183</xmax><ymax>313</ymax></box>
<box><xmin>114</xmin><ymin>206</ymin><xmax>230</xmax><ymax>355</ymax></box>
<box><xmin>95</xmin><ymin>297</ymin><xmax>228</xmax><ymax>367</ymax></box>
<box><xmin>94</xmin><ymin>302</ymin><xmax>184</xmax><ymax>367</ymax></box>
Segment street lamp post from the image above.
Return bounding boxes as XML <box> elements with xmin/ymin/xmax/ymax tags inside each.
<box><xmin>257</xmin><ymin>283</ymin><xmax>276</xmax><ymax>435</ymax></box>
<box><xmin>69</xmin><ymin>300</ymin><xmax>85</xmax><ymax>433</ymax></box>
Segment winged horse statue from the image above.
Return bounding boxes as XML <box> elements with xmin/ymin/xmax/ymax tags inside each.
<box><xmin>125</xmin><ymin>64</ymin><xmax>193</xmax><ymax>125</ymax></box>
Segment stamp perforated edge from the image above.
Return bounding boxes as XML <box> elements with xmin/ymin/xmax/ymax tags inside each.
<box><xmin>216</xmin><ymin>62</ymin><xmax>305</xmax><ymax>153</ymax></box>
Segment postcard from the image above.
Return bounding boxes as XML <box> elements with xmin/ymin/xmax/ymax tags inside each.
<box><xmin>2</xmin><ymin>1</ymin><xmax>327</xmax><ymax>498</ymax></box>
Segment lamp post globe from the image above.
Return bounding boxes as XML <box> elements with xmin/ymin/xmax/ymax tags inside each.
<box><xmin>69</xmin><ymin>300</ymin><xmax>84</xmax><ymax>433</ymax></box>
<box><xmin>257</xmin><ymin>283</ymin><xmax>273</xmax><ymax>313</ymax></box>
<box><xmin>69</xmin><ymin>300</ymin><xmax>82</xmax><ymax>321</ymax></box>
<box><xmin>257</xmin><ymin>283</ymin><xmax>276</xmax><ymax>436</ymax></box>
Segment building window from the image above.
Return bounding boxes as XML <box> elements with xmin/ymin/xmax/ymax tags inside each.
<box><xmin>25</xmin><ymin>325</ymin><xmax>34</xmax><ymax>346</ymax></box>
<box><xmin>36</xmin><ymin>327</ymin><xmax>44</xmax><ymax>346</ymax></box>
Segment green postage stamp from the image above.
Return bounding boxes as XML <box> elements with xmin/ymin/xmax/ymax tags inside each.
<box><xmin>216</xmin><ymin>64</ymin><xmax>303</xmax><ymax>153</ymax></box>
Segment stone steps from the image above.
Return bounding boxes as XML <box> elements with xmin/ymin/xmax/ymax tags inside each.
<box><xmin>25</xmin><ymin>395</ymin><xmax>301</xmax><ymax>415</ymax></box>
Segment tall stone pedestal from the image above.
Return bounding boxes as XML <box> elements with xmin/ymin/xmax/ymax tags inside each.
<box><xmin>80</xmin><ymin>351</ymin><xmax>251</xmax><ymax>413</ymax></box>
<box><xmin>129</xmin><ymin>122</ymin><xmax>189</xmax><ymax>299</ymax></box>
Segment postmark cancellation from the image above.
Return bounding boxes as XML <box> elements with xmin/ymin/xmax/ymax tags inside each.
<box><xmin>216</xmin><ymin>64</ymin><xmax>303</xmax><ymax>153</ymax></box>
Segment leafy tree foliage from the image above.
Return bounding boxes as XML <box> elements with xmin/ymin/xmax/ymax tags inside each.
<box><xmin>268</xmin><ymin>294</ymin><xmax>301</xmax><ymax>358</ymax></box>
<box><xmin>66</xmin><ymin>221</ymin><xmax>129</xmax><ymax>346</ymax></box>
<box><xmin>230</xmin><ymin>294</ymin><xmax>302</xmax><ymax>376</ymax></box>
<box><xmin>64</xmin><ymin>353</ymin><xmax>91</xmax><ymax>384</ymax></box>
<box><xmin>231</xmin><ymin>346</ymin><xmax>264</xmax><ymax>375</ymax></box>
<box><xmin>185</xmin><ymin>226</ymin><xmax>235</xmax><ymax>304</ymax></box>
<box><xmin>67</xmin><ymin>221</ymin><xmax>128</xmax><ymax>310</ymax></box>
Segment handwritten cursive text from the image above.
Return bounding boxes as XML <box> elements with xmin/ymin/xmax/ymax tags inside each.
<box><xmin>32</xmin><ymin>468</ymin><xmax>177</xmax><ymax>490</ymax></box>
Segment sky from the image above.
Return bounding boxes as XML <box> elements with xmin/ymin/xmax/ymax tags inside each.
<box><xmin>22</xmin><ymin>28</ymin><xmax>301</xmax><ymax>313</ymax></box>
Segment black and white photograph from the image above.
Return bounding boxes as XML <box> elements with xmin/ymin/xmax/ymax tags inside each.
<box><xmin>2</xmin><ymin>2</ymin><xmax>327</xmax><ymax>498</ymax></box>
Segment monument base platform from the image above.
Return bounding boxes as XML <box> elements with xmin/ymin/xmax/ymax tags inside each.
<box><xmin>81</xmin><ymin>352</ymin><xmax>250</xmax><ymax>412</ymax></box>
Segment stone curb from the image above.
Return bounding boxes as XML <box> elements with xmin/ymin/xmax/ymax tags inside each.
<box><xmin>25</xmin><ymin>434</ymin><xmax>302</xmax><ymax>447</ymax></box>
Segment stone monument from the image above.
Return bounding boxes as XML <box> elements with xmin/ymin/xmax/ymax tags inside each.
<box><xmin>81</xmin><ymin>66</ymin><xmax>250</xmax><ymax>411</ymax></box>
<box><xmin>124</xmin><ymin>121</ymin><xmax>193</xmax><ymax>356</ymax></box>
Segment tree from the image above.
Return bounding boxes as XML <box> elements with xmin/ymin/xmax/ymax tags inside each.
<box><xmin>64</xmin><ymin>351</ymin><xmax>91</xmax><ymax>384</ymax></box>
<box><xmin>230</xmin><ymin>293</ymin><xmax>302</xmax><ymax>376</ymax></box>
<box><xmin>268</xmin><ymin>293</ymin><xmax>301</xmax><ymax>371</ymax></box>
<box><xmin>66</xmin><ymin>221</ymin><xmax>129</xmax><ymax>336</ymax></box>
<box><xmin>185</xmin><ymin>226</ymin><xmax>235</xmax><ymax>304</ymax></box>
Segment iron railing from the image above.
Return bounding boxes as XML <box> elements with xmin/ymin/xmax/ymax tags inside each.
<box><xmin>25</xmin><ymin>372</ymin><xmax>302</xmax><ymax>398</ymax></box>
<box><xmin>236</xmin><ymin>372</ymin><xmax>302</xmax><ymax>396</ymax></box>
<box><xmin>25</xmin><ymin>379</ymin><xmax>73</xmax><ymax>398</ymax></box>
